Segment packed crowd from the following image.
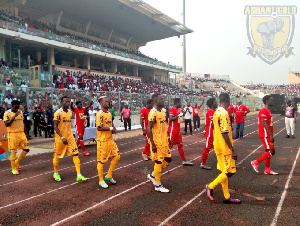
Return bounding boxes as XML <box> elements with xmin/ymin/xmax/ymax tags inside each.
<box><xmin>0</xmin><ymin>10</ymin><xmax>175</xmax><ymax>69</ymax></box>
<box><xmin>242</xmin><ymin>84</ymin><xmax>300</xmax><ymax>96</ymax></box>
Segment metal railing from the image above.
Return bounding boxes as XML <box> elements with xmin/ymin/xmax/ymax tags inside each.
<box><xmin>0</xmin><ymin>86</ymin><xmax>265</xmax><ymax>116</ymax></box>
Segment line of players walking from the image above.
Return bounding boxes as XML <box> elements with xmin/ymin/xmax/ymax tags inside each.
<box><xmin>3</xmin><ymin>93</ymin><xmax>297</xmax><ymax>204</ymax></box>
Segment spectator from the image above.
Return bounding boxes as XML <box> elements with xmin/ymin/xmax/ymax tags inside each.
<box><xmin>121</xmin><ymin>104</ymin><xmax>131</xmax><ymax>131</ymax></box>
<box><xmin>285</xmin><ymin>100</ymin><xmax>297</xmax><ymax>139</ymax></box>
<box><xmin>45</xmin><ymin>106</ymin><xmax>54</xmax><ymax>137</ymax></box>
<box><xmin>183</xmin><ymin>102</ymin><xmax>193</xmax><ymax>135</ymax></box>
<box><xmin>234</xmin><ymin>100</ymin><xmax>250</xmax><ymax>139</ymax></box>
<box><xmin>4</xmin><ymin>95</ymin><xmax>13</xmax><ymax>108</ymax></box>
<box><xmin>88</xmin><ymin>106</ymin><xmax>97</xmax><ymax>127</ymax></box>
<box><xmin>0</xmin><ymin>107</ymin><xmax>4</xmax><ymax>120</ymax></box>
<box><xmin>109</xmin><ymin>102</ymin><xmax>115</xmax><ymax>121</ymax></box>
<box><xmin>192</xmin><ymin>102</ymin><xmax>203</xmax><ymax>131</ymax></box>
<box><xmin>19</xmin><ymin>82</ymin><xmax>28</xmax><ymax>92</ymax></box>
<box><xmin>23</xmin><ymin>106</ymin><xmax>31</xmax><ymax>139</ymax></box>
<box><xmin>5</xmin><ymin>79</ymin><xmax>13</xmax><ymax>93</ymax></box>
<box><xmin>33</xmin><ymin>107</ymin><xmax>42</xmax><ymax>137</ymax></box>
<box><xmin>39</xmin><ymin>115</ymin><xmax>49</xmax><ymax>138</ymax></box>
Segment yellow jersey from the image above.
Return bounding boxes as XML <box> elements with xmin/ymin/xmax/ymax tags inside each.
<box><xmin>96</xmin><ymin>110</ymin><xmax>113</xmax><ymax>142</ymax></box>
<box><xmin>148</xmin><ymin>108</ymin><xmax>168</xmax><ymax>148</ymax></box>
<box><xmin>213</xmin><ymin>107</ymin><xmax>233</xmax><ymax>155</ymax></box>
<box><xmin>53</xmin><ymin>108</ymin><xmax>73</xmax><ymax>139</ymax></box>
<box><xmin>3</xmin><ymin>110</ymin><xmax>24</xmax><ymax>133</ymax></box>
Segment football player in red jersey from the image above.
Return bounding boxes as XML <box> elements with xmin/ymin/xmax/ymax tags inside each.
<box><xmin>71</xmin><ymin>100</ymin><xmax>93</xmax><ymax>156</ymax></box>
<box><xmin>140</xmin><ymin>99</ymin><xmax>154</xmax><ymax>161</ymax></box>
<box><xmin>168</xmin><ymin>98</ymin><xmax>193</xmax><ymax>165</ymax></box>
<box><xmin>251</xmin><ymin>95</ymin><xmax>278</xmax><ymax>175</ymax></box>
<box><xmin>201</xmin><ymin>97</ymin><xmax>218</xmax><ymax>170</ymax></box>
<box><xmin>227</xmin><ymin>104</ymin><xmax>235</xmax><ymax>128</ymax></box>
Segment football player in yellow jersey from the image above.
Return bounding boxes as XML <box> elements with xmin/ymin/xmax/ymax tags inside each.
<box><xmin>96</xmin><ymin>96</ymin><xmax>120</xmax><ymax>189</ymax></box>
<box><xmin>147</xmin><ymin>94</ymin><xmax>172</xmax><ymax>193</ymax></box>
<box><xmin>4</xmin><ymin>100</ymin><xmax>30</xmax><ymax>175</ymax></box>
<box><xmin>52</xmin><ymin>96</ymin><xmax>88</xmax><ymax>182</ymax></box>
<box><xmin>206</xmin><ymin>93</ymin><xmax>241</xmax><ymax>204</ymax></box>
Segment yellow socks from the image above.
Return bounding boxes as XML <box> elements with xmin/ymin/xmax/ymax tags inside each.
<box><xmin>72</xmin><ymin>155</ymin><xmax>81</xmax><ymax>175</ymax></box>
<box><xmin>154</xmin><ymin>163</ymin><xmax>162</xmax><ymax>183</ymax></box>
<box><xmin>208</xmin><ymin>172</ymin><xmax>228</xmax><ymax>190</ymax></box>
<box><xmin>53</xmin><ymin>156</ymin><xmax>59</xmax><ymax>173</ymax></box>
<box><xmin>221</xmin><ymin>177</ymin><xmax>230</xmax><ymax>199</ymax></box>
<box><xmin>106</xmin><ymin>155</ymin><xmax>121</xmax><ymax>178</ymax></box>
<box><xmin>10</xmin><ymin>152</ymin><xmax>17</xmax><ymax>170</ymax></box>
<box><xmin>97</xmin><ymin>162</ymin><xmax>104</xmax><ymax>182</ymax></box>
<box><xmin>15</xmin><ymin>150</ymin><xmax>29</xmax><ymax>165</ymax></box>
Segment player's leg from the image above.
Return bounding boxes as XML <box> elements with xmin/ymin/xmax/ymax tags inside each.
<box><xmin>240</xmin><ymin>123</ymin><xmax>244</xmax><ymax>139</ymax></box>
<box><xmin>105</xmin><ymin>141</ymin><xmax>121</xmax><ymax>184</ymax></box>
<box><xmin>124</xmin><ymin>118</ymin><xmax>128</xmax><ymax>131</ymax></box>
<box><xmin>285</xmin><ymin>117</ymin><xmax>290</xmax><ymax>138</ymax></box>
<box><xmin>9</xmin><ymin>138</ymin><xmax>19</xmax><ymax>175</ymax></box>
<box><xmin>201</xmin><ymin>137</ymin><xmax>212</xmax><ymax>170</ymax></box>
<box><xmin>235</xmin><ymin>123</ymin><xmax>240</xmax><ymax>138</ymax></box>
<box><xmin>14</xmin><ymin>133</ymin><xmax>30</xmax><ymax>171</ymax></box>
<box><xmin>128</xmin><ymin>118</ymin><xmax>131</xmax><ymax>130</ymax></box>
<box><xmin>290</xmin><ymin>118</ymin><xmax>295</xmax><ymax>138</ymax></box>
<box><xmin>142</xmin><ymin>137</ymin><xmax>151</xmax><ymax>160</ymax></box>
<box><xmin>68</xmin><ymin>139</ymin><xmax>88</xmax><ymax>182</ymax></box>
<box><xmin>189</xmin><ymin>119</ymin><xmax>192</xmax><ymax>135</ymax></box>
<box><xmin>76</xmin><ymin>126</ymin><xmax>90</xmax><ymax>156</ymax></box>
<box><xmin>176</xmin><ymin>132</ymin><xmax>193</xmax><ymax>165</ymax></box>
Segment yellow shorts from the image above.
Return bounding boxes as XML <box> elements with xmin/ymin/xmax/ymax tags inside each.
<box><xmin>97</xmin><ymin>139</ymin><xmax>119</xmax><ymax>163</ymax></box>
<box><xmin>150</xmin><ymin>144</ymin><xmax>171</xmax><ymax>162</ymax></box>
<box><xmin>216</xmin><ymin>153</ymin><xmax>236</xmax><ymax>174</ymax></box>
<box><xmin>8</xmin><ymin>132</ymin><xmax>30</xmax><ymax>153</ymax></box>
<box><xmin>54</xmin><ymin>136</ymin><xmax>78</xmax><ymax>158</ymax></box>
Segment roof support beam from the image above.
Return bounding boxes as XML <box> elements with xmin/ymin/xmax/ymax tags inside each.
<box><xmin>108</xmin><ymin>29</ymin><xmax>114</xmax><ymax>42</ymax></box>
<box><xmin>127</xmin><ymin>36</ymin><xmax>132</xmax><ymax>47</ymax></box>
<box><xmin>85</xmin><ymin>21</ymin><xmax>91</xmax><ymax>35</ymax></box>
<box><xmin>56</xmin><ymin>11</ymin><xmax>63</xmax><ymax>30</ymax></box>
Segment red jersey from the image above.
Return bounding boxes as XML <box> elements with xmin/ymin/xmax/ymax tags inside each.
<box><xmin>73</xmin><ymin>107</ymin><xmax>86</xmax><ymax>126</ymax></box>
<box><xmin>234</xmin><ymin>105</ymin><xmax>249</xmax><ymax>123</ymax></box>
<box><xmin>140</xmin><ymin>107</ymin><xmax>151</xmax><ymax>130</ymax></box>
<box><xmin>192</xmin><ymin>106</ymin><xmax>201</xmax><ymax>117</ymax></box>
<box><xmin>227</xmin><ymin>104</ymin><xmax>234</xmax><ymax>117</ymax></box>
<box><xmin>168</xmin><ymin>107</ymin><xmax>181</xmax><ymax>134</ymax></box>
<box><xmin>258</xmin><ymin>107</ymin><xmax>273</xmax><ymax>138</ymax></box>
<box><xmin>205</xmin><ymin>108</ymin><xmax>215</xmax><ymax>138</ymax></box>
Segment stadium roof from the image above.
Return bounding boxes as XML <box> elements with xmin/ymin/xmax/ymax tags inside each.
<box><xmin>18</xmin><ymin>0</ymin><xmax>193</xmax><ymax>44</ymax></box>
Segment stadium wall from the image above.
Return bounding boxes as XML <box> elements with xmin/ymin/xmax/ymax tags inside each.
<box><xmin>288</xmin><ymin>72</ymin><xmax>300</xmax><ymax>84</ymax></box>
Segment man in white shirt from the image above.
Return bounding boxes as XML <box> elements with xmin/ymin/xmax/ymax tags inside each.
<box><xmin>6</xmin><ymin>80</ymin><xmax>13</xmax><ymax>93</ymax></box>
<box><xmin>183</xmin><ymin>102</ymin><xmax>193</xmax><ymax>135</ymax></box>
<box><xmin>19</xmin><ymin>82</ymin><xmax>28</xmax><ymax>92</ymax></box>
<box><xmin>88</xmin><ymin>106</ymin><xmax>97</xmax><ymax>127</ymax></box>
<box><xmin>4</xmin><ymin>95</ymin><xmax>13</xmax><ymax>108</ymax></box>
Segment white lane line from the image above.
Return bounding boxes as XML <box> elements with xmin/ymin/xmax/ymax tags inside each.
<box><xmin>158</xmin><ymin>125</ymin><xmax>286</xmax><ymax>225</ymax></box>
<box><xmin>0</xmin><ymin>139</ymin><xmax>204</xmax><ymax>210</ymax></box>
<box><xmin>270</xmin><ymin>146</ymin><xmax>300</xmax><ymax>226</ymax></box>
<box><xmin>49</xmin><ymin>118</ymin><xmax>271</xmax><ymax>226</ymax></box>
<box><xmin>158</xmin><ymin>189</ymin><xmax>206</xmax><ymax>226</ymax></box>
<box><xmin>50</xmin><ymin>154</ymin><xmax>204</xmax><ymax>226</ymax></box>
<box><xmin>0</xmin><ymin>116</ymin><xmax>280</xmax><ymax>212</ymax></box>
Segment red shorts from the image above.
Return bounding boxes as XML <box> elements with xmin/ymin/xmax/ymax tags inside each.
<box><xmin>260</xmin><ymin>137</ymin><xmax>274</xmax><ymax>150</ymax></box>
<box><xmin>75</xmin><ymin>125</ymin><xmax>85</xmax><ymax>138</ymax></box>
<box><xmin>170</xmin><ymin>131</ymin><xmax>182</xmax><ymax>148</ymax></box>
<box><xmin>205</xmin><ymin>136</ymin><xmax>214</xmax><ymax>149</ymax></box>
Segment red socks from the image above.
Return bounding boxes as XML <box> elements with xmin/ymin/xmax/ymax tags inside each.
<box><xmin>77</xmin><ymin>139</ymin><xmax>87</xmax><ymax>152</ymax></box>
<box><xmin>202</xmin><ymin>148</ymin><xmax>210</xmax><ymax>165</ymax></box>
<box><xmin>143</xmin><ymin>142</ymin><xmax>151</xmax><ymax>156</ymax></box>
<box><xmin>178</xmin><ymin>144</ymin><xmax>186</xmax><ymax>161</ymax></box>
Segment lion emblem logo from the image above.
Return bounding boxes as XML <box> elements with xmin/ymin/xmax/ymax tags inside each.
<box><xmin>245</xmin><ymin>6</ymin><xmax>297</xmax><ymax>64</ymax></box>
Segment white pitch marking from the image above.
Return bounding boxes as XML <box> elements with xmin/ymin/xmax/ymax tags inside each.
<box><xmin>270</xmin><ymin>146</ymin><xmax>300</xmax><ymax>226</ymax></box>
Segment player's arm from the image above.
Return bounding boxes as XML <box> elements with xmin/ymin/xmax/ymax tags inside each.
<box><xmin>140</xmin><ymin>115</ymin><xmax>146</xmax><ymax>135</ymax></box>
<box><xmin>23</xmin><ymin>124</ymin><xmax>29</xmax><ymax>140</ymax></box>
<box><xmin>53</xmin><ymin>120</ymin><xmax>68</xmax><ymax>144</ymax></box>
<box><xmin>4</xmin><ymin>111</ymin><xmax>21</xmax><ymax>127</ymax></box>
<box><xmin>70</xmin><ymin>102</ymin><xmax>75</xmax><ymax>111</ymax></box>
<box><xmin>169</xmin><ymin>113</ymin><xmax>183</xmax><ymax>121</ymax></box>
<box><xmin>148</xmin><ymin>121</ymin><xmax>157</xmax><ymax>153</ymax></box>
<box><xmin>222</xmin><ymin>132</ymin><xmax>237</xmax><ymax>160</ymax></box>
<box><xmin>85</xmin><ymin>101</ymin><xmax>93</xmax><ymax>111</ymax></box>
<box><xmin>262</xmin><ymin>120</ymin><xmax>274</xmax><ymax>142</ymax></box>
<box><xmin>294</xmin><ymin>108</ymin><xmax>297</xmax><ymax>123</ymax></box>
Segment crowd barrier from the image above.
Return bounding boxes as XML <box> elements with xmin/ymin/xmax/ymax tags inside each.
<box><xmin>0</xmin><ymin>86</ymin><xmax>264</xmax><ymax>116</ymax></box>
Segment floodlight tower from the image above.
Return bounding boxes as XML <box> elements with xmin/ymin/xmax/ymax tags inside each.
<box><xmin>182</xmin><ymin>0</ymin><xmax>186</xmax><ymax>78</ymax></box>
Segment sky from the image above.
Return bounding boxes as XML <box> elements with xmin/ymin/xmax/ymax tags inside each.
<box><xmin>140</xmin><ymin>0</ymin><xmax>300</xmax><ymax>85</ymax></box>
